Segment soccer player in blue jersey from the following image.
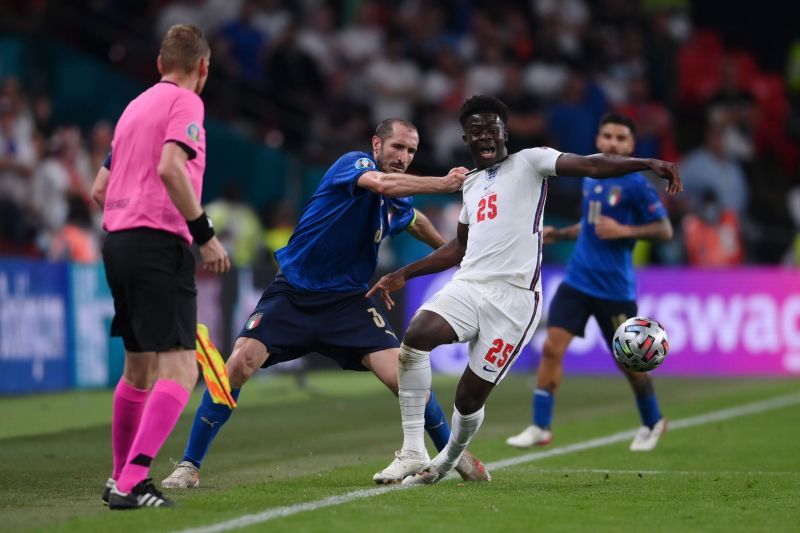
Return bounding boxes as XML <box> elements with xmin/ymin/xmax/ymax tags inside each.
<box><xmin>162</xmin><ymin>118</ymin><xmax>490</xmax><ymax>489</ymax></box>
<box><xmin>506</xmin><ymin>112</ymin><xmax>673</xmax><ymax>452</ymax></box>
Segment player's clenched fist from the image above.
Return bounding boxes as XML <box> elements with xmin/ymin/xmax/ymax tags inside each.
<box><xmin>442</xmin><ymin>166</ymin><xmax>469</xmax><ymax>192</ymax></box>
<box><xmin>199</xmin><ymin>236</ymin><xmax>231</xmax><ymax>274</ymax></box>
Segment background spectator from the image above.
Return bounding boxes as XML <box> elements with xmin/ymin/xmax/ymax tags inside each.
<box><xmin>683</xmin><ymin>189</ymin><xmax>745</xmax><ymax>266</ymax></box>
<box><xmin>679</xmin><ymin>118</ymin><xmax>749</xmax><ymax>216</ymax></box>
<box><xmin>264</xmin><ymin>22</ymin><xmax>324</xmax><ymax>152</ymax></box>
<box><xmin>0</xmin><ymin>0</ymin><xmax>797</xmax><ymax>268</ymax></box>
<box><xmin>214</xmin><ymin>0</ymin><xmax>268</xmax><ymax>85</ymax></box>
<box><xmin>366</xmin><ymin>34</ymin><xmax>421</xmax><ymax>123</ymax></box>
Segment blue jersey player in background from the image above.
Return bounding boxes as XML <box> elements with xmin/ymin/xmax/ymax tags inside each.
<box><xmin>506</xmin><ymin>113</ymin><xmax>674</xmax><ymax>452</ymax></box>
<box><xmin>162</xmin><ymin>118</ymin><xmax>490</xmax><ymax>489</ymax></box>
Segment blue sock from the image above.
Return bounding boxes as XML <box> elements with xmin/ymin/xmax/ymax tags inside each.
<box><xmin>424</xmin><ymin>390</ymin><xmax>451</xmax><ymax>452</ymax></box>
<box><xmin>635</xmin><ymin>393</ymin><xmax>662</xmax><ymax>428</ymax></box>
<box><xmin>533</xmin><ymin>388</ymin><xmax>554</xmax><ymax>429</ymax></box>
<box><xmin>182</xmin><ymin>388</ymin><xmax>241</xmax><ymax>468</ymax></box>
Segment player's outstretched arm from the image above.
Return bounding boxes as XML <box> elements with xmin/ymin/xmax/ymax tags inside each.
<box><xmin>404</xmin><ymin>209</ymin><xmax>447</xmax><ymax>249</ymax></box>
<box><xmin>595</xmin><ymin>216</ymin><xmax>673</xmax><ymax>241</ymax></box>
<box><xmin>367</xmin><ymin>222</ymin><xmax>468</xmax><ymax>310</ymax></box>
<box><xmin>357</xmin><ymin>167</ymin><xmax>468</xmax><ymax>197</ymax></box>
<box><xmin>555</xmin><ymin>153</ymin><xmax>683</xmax><ymax>195</ymax></box>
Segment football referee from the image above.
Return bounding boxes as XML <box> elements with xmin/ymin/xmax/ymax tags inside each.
<box><xmin>90</xmin><ymin>24</ymin><xmax>229</xmax><ymax>510</ymax></box>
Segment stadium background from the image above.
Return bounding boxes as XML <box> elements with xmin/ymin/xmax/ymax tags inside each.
<box><xmin>1</xmin><ymin>0</ymin><xmax>799</xmax><ymax>394</ymax></box>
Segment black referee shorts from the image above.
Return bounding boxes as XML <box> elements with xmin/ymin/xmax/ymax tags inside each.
<box><xmin>102</xmin><ymin>227</ymin><xmax>197</xmax><ymax>352</ymax></box>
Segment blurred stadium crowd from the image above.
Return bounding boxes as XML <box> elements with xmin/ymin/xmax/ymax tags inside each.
<box><xmin>1</xmin><ymin>0</ymin><xmax>799</xmax><ymax>270</ymax></box>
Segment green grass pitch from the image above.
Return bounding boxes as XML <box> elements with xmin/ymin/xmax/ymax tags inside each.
<box><xmin>1</xmin><ymin>372</ymin><xmax>798</xmax><ymax>532</ymax></box>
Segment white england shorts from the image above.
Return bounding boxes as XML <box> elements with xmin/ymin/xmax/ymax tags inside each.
<box><xmin>418</xmin><ymin>279</ymin><xmax>542</xmax><ymax>384</ymax></box>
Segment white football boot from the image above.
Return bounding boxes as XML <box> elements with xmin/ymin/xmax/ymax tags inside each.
<box><xmin>505</xmin><ymin>424</ymin><xmax>553</xmax><ymax>448</ymax></box>
<box><xmin>629</xmin><ymin>418</ymin><xmax>668</xmax><ymax>451</ymax></box>
<box><xmin>401</xmin><ymin>461</ymin><xmax>449</xmax><ymax>486</ymax></box>
<box><xmin>373</xmin><ymin>450</ymin><xmax>430</xmax><ymax>484</ymax></box>
<box><xmin>161</xmin><ymin>460</ymin><xmax>200</xmax><ymax>489</ymax></box>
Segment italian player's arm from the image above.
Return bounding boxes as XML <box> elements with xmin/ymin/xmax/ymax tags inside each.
<box><xmin>594</xmin><ymin>216</ymin><xmax>672</xmax><ymax>241</ymax></box>
<box><xmin>386</xmin><ymin>195</ymin><xmax>446</xmax><ymax>249</ymax></box>
<box><xmin>387</xmin><ymin>197</ymin><xmax>444</xmax><ymax>248</ymax></box>
<box><xmin>632</xmin><ymin>217</ymin><xmax>672</xmax><ymax>240</ymax></box>
<box><xmin>333</xmin><ymin>155</ymin><xmax>466</xmax><ymax>198</ymax></box>
<box><xmin>367</xmin><ymin>222</ymin><xmax>468</xmax><ymax>310</ymax></box>
<box><xmin>404</xmin><ymin>209</ymin><xmax>446</xmax><ymax>249</ymax></box>
<box><xmin>357</xmin><ymin>166</ymin><xmax>468</xmax><ymax>197</ymax></box>
<box><xmin>595</xmin><ymin>181</ymin><xmax>673</xmax><ymax>241</ymax></box>
<box><xmin>554</xmin><ymin>153</ymin><xmax>683</xmax><ymax>195</ymax></box>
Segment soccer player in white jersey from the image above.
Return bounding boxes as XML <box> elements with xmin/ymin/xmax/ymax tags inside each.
<box><xmin>368</xmin><ymin>95</ymin><xmax>682</xmax><ymax>485</ymax></box>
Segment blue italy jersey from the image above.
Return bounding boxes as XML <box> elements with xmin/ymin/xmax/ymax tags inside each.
<box><xmin>564</xmin><ymin>173</ymin><xmax>667</xmax><ymax>301</ymax></box>
<box><xmin>275</xmin><ymin>151</ymin><xmax>416</xmax><ymax>292</ymax></box>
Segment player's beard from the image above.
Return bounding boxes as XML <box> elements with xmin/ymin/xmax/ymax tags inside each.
<box><xmin>376</xmin><ymin>145</ymin><xmax>408</xmax><ymax>174</ymax></box>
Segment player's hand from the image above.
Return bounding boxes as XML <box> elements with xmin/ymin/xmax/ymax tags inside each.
<box><xmin>542</xmin><ymin>225</ymin><xmax>559</xmax><ymax>244</ymax></box>
<box><xmin>199</xmin><ymin>236</ymin><xmax>231</xmax><ymax>274</ymax></box>
<box><xmin>595</xmin><ymin>216</ymin><xmax>630</xmax><ymax>240</ymax></box>
<box><xmin>441</xmin><ymin>166</ymin><xmax>469</xmax><ymax>192</ymax></box>
<box><xmin>647</xmin><ymin>159</ymin><xmax>682</xmax><ymax>195</ymax></box>
<box><xmin>366</xmin><ymin>270</ymin><xmax>406</xmax><ymax>310</ymax></box>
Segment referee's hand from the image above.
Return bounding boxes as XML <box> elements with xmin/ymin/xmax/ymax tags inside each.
<box><xmin>199</xmin><ymin>236</ymin><xmax>231</xmax><ymax>274</ymax></box>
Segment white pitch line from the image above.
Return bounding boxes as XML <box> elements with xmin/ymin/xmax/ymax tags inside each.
<box><xmin>175</xmin><ymin>486</ymin><xmax>403</xmax><ymax>533</ymax></box>
<box><xmin>483</xmin><ymin>391</ymin><xmax>800</xmax><ymax>472</ymax></box>
<box><xmin>176</xmin><ymin>392</ymin><xmax>800</xmax><ymax>533</ymax></box>
<box><xmin>514</xmin><ymin>467</ymin><xmax>799</xmax><ymax>477</ymax></box>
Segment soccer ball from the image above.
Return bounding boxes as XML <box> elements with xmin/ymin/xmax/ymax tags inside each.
<box><xmin>612</xmin><ymin>316</ymin><xmax>669</xmax><ymax>372</ymax></box>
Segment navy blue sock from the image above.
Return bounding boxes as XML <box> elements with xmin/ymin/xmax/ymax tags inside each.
<box><xmin>182</xmin><ymin>388</ymin><xmax>241</xmax><ymax>468</ymax></box>
<box><xmin>533</xmin><ymin>388</ymin><xmax>554</xmax><ymax>429</ymax></box>
<box><xmin>424</xmin><ymin>390</ymin><xmax>450</xmax><ymax>452</ymax></box>
<box><xmin>635</xmin><ymin>392</ymin><xmax>662</xmax><ymax>428</ymax></box>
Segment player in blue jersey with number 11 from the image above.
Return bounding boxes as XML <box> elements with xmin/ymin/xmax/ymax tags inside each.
<box><xmin>162</xmin><ymin>118</ymin><xmax>490</xmax><ymax>489</ymax></box>
<box><xmin>507</xmin><ymin>112</ymin><xmax>674</xmax><ymax>452</ymax></box>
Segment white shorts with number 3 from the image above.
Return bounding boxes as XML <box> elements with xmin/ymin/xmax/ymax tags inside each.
<box><xmin>418</xmin><ymin>279</ymin><xmax>542</xmax><ymax>384</ymax></box>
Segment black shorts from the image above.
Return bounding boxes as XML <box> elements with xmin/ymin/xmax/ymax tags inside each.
<box><xmin>548</xmin><ymin>282</ymin><xmax>637</xmax><ymax>351</ymax></box>
<box><xmin>238</xmin><ymin>274</ymin><xmax>400</xmax><ymax>371</ymax></box>
<box><xmin>102</xmin><ymin>228</ymin><xmax>197</xmax><ymax>352</ymax></box>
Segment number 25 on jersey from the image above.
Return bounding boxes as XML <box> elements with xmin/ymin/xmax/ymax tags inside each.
<box><xmin>477</xmin><ymin>193</ymin><xmax>498</xmax><ymax>222</ymax></box>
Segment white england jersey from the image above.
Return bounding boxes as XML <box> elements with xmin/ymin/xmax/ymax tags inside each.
<box><xmin>454</xmin><ymin>147</ymin><xmax>562</xmax><ymax>292</ymax></box>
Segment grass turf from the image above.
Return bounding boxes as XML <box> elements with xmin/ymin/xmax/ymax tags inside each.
<box><xmin>1</xmin><ymin>372</ymin><xmax>798</xmax><ymax>532</ymax></box>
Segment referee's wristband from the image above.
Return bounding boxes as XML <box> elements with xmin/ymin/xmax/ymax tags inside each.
<box><xmin>187</xmin><ymin>212</ymin><xmax>215</xmax><ymax>245</ymax></box>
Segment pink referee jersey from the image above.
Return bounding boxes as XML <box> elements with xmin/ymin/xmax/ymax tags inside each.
<box><xmin>103</xmin><ymin>81</ymin><xmax>206</xmax><ymax>244</ymax></box>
